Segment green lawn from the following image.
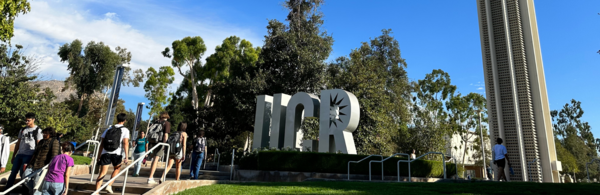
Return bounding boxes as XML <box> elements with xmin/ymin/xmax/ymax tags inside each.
<box><xmin>72</xmin><ymin>155</ymin><xmax>92</xmax><ymax>165</ymax></box>
<box><xmin>176</xmin><ymin>181</ymin><xmax>600</xmax><ymax>195</ymax></box>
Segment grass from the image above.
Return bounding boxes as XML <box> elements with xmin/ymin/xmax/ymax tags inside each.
<box><xmin>175</xmin><ymin>181</ymin><xmax>600</xmax><ymax>195</ymax></box>
<box><xmin>71</xmin><ymin>155</ymin><xmax>92</xmax><ymax>165</ymax></box>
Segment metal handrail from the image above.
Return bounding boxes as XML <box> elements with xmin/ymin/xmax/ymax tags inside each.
<box><xmin>586</xmin><ymin>159</ymin><xmax>600</xmax><ymax>182</ymax></box>
<box><xmin>0</xmin><ymin>139</ymin><xmax>99</xmax><ymax>195</ymax></box>
<box><xmin>230</xmin><ymin>149</ymin><xmax>235</xmax><ymax>181</ymax></box>
<box><xmin>527</xmin><ymin>158</ymin><xmax>540</xmax><ymax>182</ymax></box>
<box><xmin>347</xmin><ymin>155</ymin><xmax>383</xmax><ymax>180</ymax></box>
<box><xmin>369</xmin><ymin>153</ymin><xmax>409</xmax><ymax>181</ymax></box>
<box><xmin>92</xmin><ymin>143</ymin><xmax>170</xmax><ymax>195</ymax></box>
<box><xmin>0</xmin><ymin>164</ymin><xmax>49</xmax><ymax>195</ymax></box>
<box><xmin>215</xmin><ymin>148</ymin><xmax>220</xmax><ymax>171</ymax></box>
<box><xmin>9</xmin><ymin>140</ymin><xmax>16</xmax><ymax>145</ymax></box>
<box><xmin>399</xmin><ymin>152</ymin><xmax>446</xmax><ymax>182</ymax></box>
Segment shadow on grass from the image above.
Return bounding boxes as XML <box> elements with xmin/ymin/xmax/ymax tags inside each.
<box><xmin>178</xmin><ymin>181</ymin><xmax>600</xmax><ymax>195</ymax></box>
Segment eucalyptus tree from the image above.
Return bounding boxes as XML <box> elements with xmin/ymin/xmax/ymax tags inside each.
<box><xmin>58</xmin><ymin>40</ymin><xmax>142</xmax><ymax>116</ymax></box>
<box><xmin>409</xmin><ymin>69</ymin><xmax>456</xmax><ymax>156</ymax></box>
<box><xmin>143</xmin><ymin>66</ymin><xmax>175</xmax><ymax>117</ymax></box>
<box><xmin>161</xmin><ymin>36</ymin><xmax>206</xmax><ymax>113</ymax></box>
<box><xmin>203</xmin><ymin>36</ymin><xmax>260</xmax><ymax>106</ymax></box>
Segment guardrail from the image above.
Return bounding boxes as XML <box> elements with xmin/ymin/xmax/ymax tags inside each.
<box><xmin>396</xmin><ymin>152</ymin><xmax>446</xmax><ymax>182</ymax></box>
<box><xmin>230</xmin><ymin>149</ymin><xmax>235</xmax><ymax>181</ymax></box>
<box><xmin>369</xmin><ymin>153</ymin><xmax>409</xmax><ymax>181</ymax></box>
<box><xmin>347</xmin><ymin>155</ymin><xmax>383</xmax><ymax>180</ymax></box>
<box><xmin>214</xmin><ymin>148</ymin><xmax>220</xmax><ymax>171</ymax></box>
<box><xmin>526</xmin><ymin>158</ymin><xmax>541</xmax><ymax>182</ymax></box>
<box><xmin>443</xmin><ymin>155</ymin><xmax>457</xmax><ymax>180</ymax></box>
<box><xmin>586</xmin><ymin>159</ymin><xmax>600</xmax><ymax>182</ymax></box>
<box><xmin>92</xmin><ymin>143</ymin><xmax>170</xmax><ymax>195</ymax></box>
<box><xmin>1</xmin><ymin>139</ymin><xmax>99</xmax><ymax>195</ymax></box>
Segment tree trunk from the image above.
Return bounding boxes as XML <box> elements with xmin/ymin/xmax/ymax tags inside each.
<box><xmin>188</xmin><ymin>64</ymin><xmax>199</xmax><ymax>111</ymax></box>
<box><xmin>76</xmin><ymin>93</ymin><xmax>87</xmax><ymax>117</ymax></box>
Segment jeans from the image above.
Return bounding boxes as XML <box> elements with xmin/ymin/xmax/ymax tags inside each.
<box><xmin>189</xmin><ymin>152</ymin><xmax>204</xmax><ymax>179</ymax></box>
<box><xmin>41</xmin><ymin>181</ymin><xmax>64</xmax><ymax>195</ymax></box>
<box><xmin>24</xmin><ymin>168</ymin><xmax>46</xmax><ymax>195</ymax></box>
<box><xmin>6</xmin><ymin>154</ymin><xmax>32</xmax><ymax>188</ymax></box>
<box><xmin>133</xmin><ymin>152</ymin><xmax>145</xmax><ymax>175</ymax></box>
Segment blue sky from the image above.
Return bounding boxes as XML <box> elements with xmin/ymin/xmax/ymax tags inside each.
<box><xmin>13</xmin><ymin>0</ymin><xmax>600</xmax><ymax>137</ymax></box>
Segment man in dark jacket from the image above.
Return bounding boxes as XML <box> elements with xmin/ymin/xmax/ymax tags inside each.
<box><xmin>25</xmin><ymin>127</ymin><xmax>60</xmax><ymax>195</ymax></box>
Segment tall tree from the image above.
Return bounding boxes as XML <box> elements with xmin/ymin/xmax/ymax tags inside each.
<box><xmin>409</xmin><ymin>69</ymin><xmax>456</xmax><ymax>156</ymax></box>
<box><xmin>203</xmin><ymin>36</ymin><xmax>261</xmax><ymax>106</ymax></box>
<box><xmin>326</xmin><ymin>29</ymin><xmax>410</xmax><ymax>154</ymax></box>
<box><xmin>162</xmin><ymin>36</ymin><xmax>206</xmax><ymax>117</ymax></box>
<box><xmin>58</xmin><ymin>40</ymin><xmax>142</xmax><ymax>116</ymax></box>
<box><xmin>0</xmin><ymin>0</ymin><xmax>30</xmax><ymax>42</ymax></box>
<box><xmin>143</xmin><ymin>66</ymin><xmax>175</xmax><ymax>117</ymax></box>
<box><xmin>258</xmin><ymin>0</ymin><xmax>333</xmax><ymax>95</ymax></box>
<box><xmin>551</xmin><ymin>99</ymin><xmax>597</xmax><ymax>179</ymax></box>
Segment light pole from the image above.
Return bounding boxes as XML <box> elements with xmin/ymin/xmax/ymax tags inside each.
<box><xmin>476</xmin><ymin>109</ymin><xmax>488</xmax><ymax>180</ymax></box>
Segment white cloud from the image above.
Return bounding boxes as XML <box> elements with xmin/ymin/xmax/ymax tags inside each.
<box><xmin>477</xmin><ymin>87</ymin><xmax>484</xmax><ymax>90</ymax></box>
<box><xmin>104</xmin><ymin>12</ymin><xmax>117</xmax><ymax>19</ymax></box>
<box><xmin>12</xmin><ymin>0</ymin><xmax>263</xmax><ymax>97</ymax></box>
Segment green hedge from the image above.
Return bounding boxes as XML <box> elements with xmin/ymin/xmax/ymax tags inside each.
<box><xmin>238</xmin><ymin>151</ymin><xmax>458</xmax><ymax>178</ymax></box>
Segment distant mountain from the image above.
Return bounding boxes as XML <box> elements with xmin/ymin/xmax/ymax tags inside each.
<box><xmin>30</xmin><ymin>80</ymin><xmax>75</xmax><ymax>103</ymax></box>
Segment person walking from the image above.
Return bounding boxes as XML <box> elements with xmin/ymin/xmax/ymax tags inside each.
<box><xmin>25</xmin><ymin>127</ymin><xmax>61</xmax><ymax>195</ymax></box>
<box><xmin>161</xmin><ymin>122</ymin><xmax>188</xmax><ymax>181</ymax></box>
<box><xmin>6</xmin><ymin>113</ymin><xmax>43</xmax><ymax>189</ymax></box>
<box><xmin>95</xmin><ymin>113</ymin><xmax>130</xmax><ymax>194</ymax></box>
<box><xmin>132</xmin><ymin>131</ymin><xmax>148</xmax><ymax>177</ymax></box>
<box><xmin>42</xmin><ymin>142</ymin><xmax>75</xmax><ymax>195</ymax></box>
<box><xmin>146</xmin><ymin>112</ymin><xmax>171</xmax><ymax>184</ymax></box>
<box><xmin>492</xmin><ymin>138</ymin><xmax>510</xmax><ymax>182</ymax></box>
<box><xmin>410</xmin><ymin>149</ymin><xmax>416</xmax><ymax>160</ymax></box>
<box><xmin>0</xmin><ymin>125</ymin><xmax>10</xmax><ymax>174</ymax></box>
<box><xmin>189</xmin><ymin>130</ymin><xmax>207</xmax><ymax>180</ymax></box>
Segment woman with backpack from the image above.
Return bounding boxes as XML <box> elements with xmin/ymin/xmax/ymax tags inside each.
<box><xmin>160</xmin><ymin>122</ymin><xmax>188</xmax><ymax>182</ymax></box>
<box><xmin>189</xmin><ymin>130</ymin><xmax>207</xmax><ymax>180</ymax></box>
<box><xmin>41</xmin><ymin>142</ymin><xmax>75</xmax><ymax>195</ymax></box>
<box><xmin>131</xmin><ymin>131</ymin><xmax>148</xmax><ymax>177</ymax></box>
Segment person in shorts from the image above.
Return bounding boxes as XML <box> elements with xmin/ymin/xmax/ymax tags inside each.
<box><xmin>147</xmin><ymin>112</ymin><xmax>171</xmax><ymax>184</ymax></box>
<box><xmin>95</xmin><ymin>113</ymin><xmax>129</xmax><ymax>194</ymax></box>
<box><xmin>493</xmin><ymin>138</ymin><xmax>510</xmax><ymax>182</ymax></box>
<box><xmin>160</xmin><ymin>122</ymin><xmax>188</xmax><ymax>181</ymax></box>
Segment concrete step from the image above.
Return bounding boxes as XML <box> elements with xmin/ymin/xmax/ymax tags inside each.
<box><xmin>67</xmin><ymin>189</ymin><xmax>140</xmax><ymax>195</ymax></box>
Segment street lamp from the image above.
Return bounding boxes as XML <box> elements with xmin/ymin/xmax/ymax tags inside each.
<box><xmin>475</xmin><ymin>109</ymin><xmax>488</xmax><ymax>180</ymax></box>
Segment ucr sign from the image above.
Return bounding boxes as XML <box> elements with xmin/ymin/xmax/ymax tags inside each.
<box><xmin>252</xmin><ymin>89</ymin><xmax>360</xmax><ymax>154</ymax></box>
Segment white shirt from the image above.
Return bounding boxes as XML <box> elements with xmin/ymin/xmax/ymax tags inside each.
<box><xmin>0</xmin><ymin>135</ymin><xmax>9</xmax><ymax>168</ymax></box>
<box><xmin>493</xmin><ymin>144</ymin><xmax>507</xmax><ymax>160</ymax></box>
<box><xmin>101</xmin><ymin>124</ymin><xmax>130</xmax><ymax>155</ymax></box>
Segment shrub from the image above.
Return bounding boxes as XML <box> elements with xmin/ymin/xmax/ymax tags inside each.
<box><xmin>238</xmin><ymin>151</ymin><xmax>458</xmax><ymax>178</ymax></box>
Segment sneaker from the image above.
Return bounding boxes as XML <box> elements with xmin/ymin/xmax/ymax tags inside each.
<box><xmin>106</xmin><ymin>185</ymin><xmax>113</xmax><ymax>194</ymax></box>
<box><xmin>147</xmin><ymin>178</ymin><xmax>157</xmax><ymax>184</ymax></box>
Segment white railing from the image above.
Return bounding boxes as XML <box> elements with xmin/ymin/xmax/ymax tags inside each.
<box><xmin>0</xmin><ymin>139</ymin><xmax>99</xmax><ymax>195</ymax></box>
<box><xmin>230</xmin><ymin>149</ymin><xmax>235</xmax><ymax>181</ymax></box>
<box><xmin>527</xmin><ymin>158</ymin><xmax>541</xmax><ymax>182</ymax></box>
<box><xmin>443</xmin><ymin>155</ymin><xmax>458</xmax><ymax>180</ymax></box>
<box><xmin>369</xmin><ymin>153</ymin><xmax>409</xmax><ymax>181</ymax></box>
<box><xmin>92</xmin><ymin>143</ymin><xmax>170</xmax><ymax>195</ymax></box>
<box><xmin>214</xmin><ymin>148</ymin><xmax>220</xmax><ymax>171</ymax></box>
<box><xmin>0</xmin><ymin>164</ymin><xmax>49</xmax><ymax>195</ymax></box>
<box><xmin>396</xmin><ymin>152</ymin><xmax>446</xmax><ymax>182</ymax></box>
<box><xmin>347</xmin><ymin>155</ymin><xmax>383</xmax><ymax>180</ymax></box>
<box><xmin>586</xmin><ymin>158</ymin><xmax>600</xmax><ymax>182</ymax></box>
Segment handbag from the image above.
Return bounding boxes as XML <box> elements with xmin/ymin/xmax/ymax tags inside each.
<box><xmin>142</xmin><ymin>157</ymin><xmax>147</xmax><ymax>165</ymax></box>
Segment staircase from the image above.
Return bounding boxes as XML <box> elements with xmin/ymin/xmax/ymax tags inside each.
<box><xmin>1</xmin><ymin>161</ymin><xmax>229</xmax><ymax>195</ymax></box>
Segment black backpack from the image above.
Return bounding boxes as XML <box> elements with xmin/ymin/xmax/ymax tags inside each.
<box><xmin>103</xmin><ymin>126</ymin><xmax>123</xmax><ymax>152</ymax></box>
<box><xmin>167</xmin><ymin>131</ymin><xmax>182</xmax><ymax>155</ymax></box>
